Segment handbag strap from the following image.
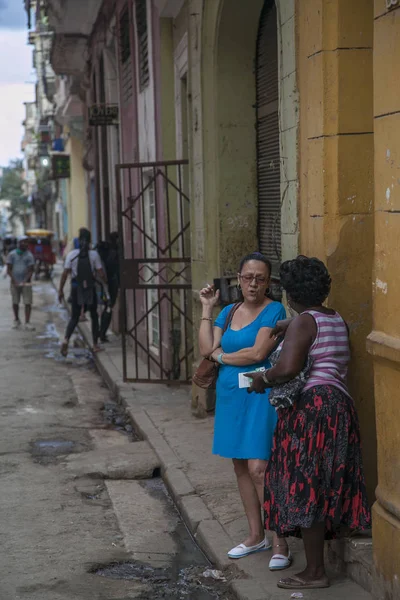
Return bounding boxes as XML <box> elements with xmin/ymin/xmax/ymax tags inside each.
<box><xmin>222</xmin><ymin>302</ymin><xmax>242</xmax><ymax>334</ymax></box>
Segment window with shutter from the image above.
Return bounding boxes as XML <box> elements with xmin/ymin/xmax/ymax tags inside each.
<box><xmin>119</xmin><ymin>6</ymin><xmax>133</xmax><ymax>104</ymax></box>
<box><xmin>256</xmin><ymin>1</ymin><xmax>281</xmax><ymax>277</ymax></box>
<box><xmin>135</xmin><ymin>0</ymin><xmax>149</xmax><ymax>91</ymax></box>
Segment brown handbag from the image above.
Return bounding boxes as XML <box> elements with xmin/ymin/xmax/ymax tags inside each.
<box><xmin>192</xmin><ymin>303</ymin><xmax>241</xmax><ymax>389</ymax></box>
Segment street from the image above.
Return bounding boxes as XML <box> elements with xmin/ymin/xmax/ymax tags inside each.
<box><xmin>0</xmin><ymin>274</ymin><xmax>232</xmax><ymax>600</ymax></box>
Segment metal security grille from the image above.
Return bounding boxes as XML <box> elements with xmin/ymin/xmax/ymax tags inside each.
<box><xmin>119</xmin><ymin>6</ymin><xmax>133</xmax><ymax>104</ymax></box>
<box><xmin>135</xmin><ymin>0</ymin><xmax>149</xmax><ymax>91</ymax></box>
<box><xmin>256</xmin><ymin>0</ymin><xmax>281</xmax><ymax>277</ymax></box>
<box><xmin>116</xmin><ymin>160</ymin><xmax>192</xmax><ymax>383</ymax></box>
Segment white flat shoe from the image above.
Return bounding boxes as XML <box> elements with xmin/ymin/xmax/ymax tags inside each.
<box><xmin>228</xmin><ymin>537</ymin><xmax>271</xmax><ymax>559</ymax></box>
<box><xmin>269</xmin><ymin>550</ymin><xmax>293</xmax><ymax>570</ymax></box>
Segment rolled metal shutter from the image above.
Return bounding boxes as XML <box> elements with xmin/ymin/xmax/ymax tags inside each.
<box><xmin>256</xmin><ymin>1</ymin><xmax>281</xmax><ymax>277</ymax></box>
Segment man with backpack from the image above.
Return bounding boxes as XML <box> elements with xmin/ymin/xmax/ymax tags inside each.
<box><xmin>58</xmin><ymin>228</ymin><xmax>108</xmax><ymax>356</ymax></box>
<box><xmin>96</xmin><ymin>231</ymin><xmax>120</xmax><ymax>343</ymax></box>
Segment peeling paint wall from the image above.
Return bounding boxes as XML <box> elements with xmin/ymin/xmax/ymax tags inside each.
<box><xmin>297</xmin><ymin>0</ymin><xmax>376</xmax><ymax>506</ymax></box>
<box><xmin>368</xmin><ymin>2</ymin><xmax>400</xmax><ymax>593</ymax></box>
<box><xmin>187</xmin><ymin>0</ymin><xmax>298</xmax><ymax>414</ymax></box>
<box><xmin>188</xmin><ymin>0</ymin><xmax>298</xmax><ymax>293</ymax></box>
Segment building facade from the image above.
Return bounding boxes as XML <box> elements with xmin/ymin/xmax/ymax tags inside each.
<box><xmin>21</xmin><ymin>101</ymin><xmax>37</xmax><ymax>229</ymax></box>
<box><xmin>36</xmin><ymin>0</ymin><xmax>400</xmax><ymax>595</ymax></box>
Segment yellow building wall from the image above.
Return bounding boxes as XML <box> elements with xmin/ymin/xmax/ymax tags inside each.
<box><xmin>297</xmin><ymin>0</ymin><xmax>376</xmax><ymax>505</ymax></box>
<box><xmin>366</xmin><ymin>2</ymin><xmax>400</xmax><ymax>596</ymax></box>
<box><xmin>65</xmin><ymin>133</ymin><xmax>88</xmax><ymax>242</ymax></box>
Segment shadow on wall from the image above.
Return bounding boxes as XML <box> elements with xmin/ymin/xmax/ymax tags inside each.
<box><xmin>327</xmin><ymin>213</ymin><xmax>376</xmax><ymax>505</ymax></box>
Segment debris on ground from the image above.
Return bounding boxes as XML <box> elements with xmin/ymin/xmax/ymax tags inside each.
<box><xmin>203</xmin><ymin>569</ymin><xmax>227</xmax><ymax>582</ymax></box>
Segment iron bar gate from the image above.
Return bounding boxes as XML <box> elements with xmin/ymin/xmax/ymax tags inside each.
<box><xmin>116</xmin><ymin>160</ymin><xmax>193</xmax><ymax>383</ymax></box>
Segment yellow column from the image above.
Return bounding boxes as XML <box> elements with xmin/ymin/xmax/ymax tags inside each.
<box><xmin>298</xmin><ymin>0</ymin><xmax>376</xmax><ymax>500</ymax></box>
<box><xmin>367</xmin><ymin>3</ymin><xmax>400</xmax><ymax>596</ymax></box>
<box><xmin>65</xmin><ymin>133</ymin><xmax>88</xmax><ymax>241</ymax></box>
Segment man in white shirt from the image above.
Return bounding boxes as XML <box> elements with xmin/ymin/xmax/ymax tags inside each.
<box><xmin>58</xmin><ymin>228</ymin><xmax>108</xmax><ymax>356</ymax></box>
<box><xmin>7</xmin><ymin>236</ymin><xmax>35</xmax><ymax>330</ymax></box>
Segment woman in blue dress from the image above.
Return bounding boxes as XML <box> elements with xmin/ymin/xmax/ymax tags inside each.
<box><xmin>199</xmin><ymin>252</ymin><xmax>290</xmax><ymax>567</ymax></box>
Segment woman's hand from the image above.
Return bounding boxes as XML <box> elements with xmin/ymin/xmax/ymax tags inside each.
<box><xmin>199</xmin><ymin>283</ymin><xmax>220</xmax><ymax>308</ymax></box>
<box><xmin>245</xmin><ymin>372</ymin><xmax>268</xmax><ymax>394</ymax></box>
<box><xmin>210</xmin><ymin>347</ymin><xmax>222</xmax><ymax>362</ymax></box>
<box><xmin>269</xmin><ymin>318</ymin><xmax>293</xmax><ymax>340</ymax></box>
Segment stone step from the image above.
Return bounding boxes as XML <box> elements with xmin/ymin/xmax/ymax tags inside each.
<box><xmin>65</xmin><ymin>440</ymin><xmax>160</xmax><ymax>479</ymax></box>
<box><xmin>327</xmin><ymin>535</ymin><xmax>374</xmax><ymax>594</ymax></box>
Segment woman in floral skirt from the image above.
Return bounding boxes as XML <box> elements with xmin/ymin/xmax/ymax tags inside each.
<box><xmin>248</xmin><ymin>256</ymin><xmax>371</xmax><ymax>591</ymax></box>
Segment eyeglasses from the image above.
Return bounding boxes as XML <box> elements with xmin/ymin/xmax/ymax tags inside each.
<box><xmin>239</xmin><ymin>274</ymin><xmax>268</xmax><ymax>285</ymax></box>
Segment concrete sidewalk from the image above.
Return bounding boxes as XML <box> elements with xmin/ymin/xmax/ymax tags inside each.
<box><xmin>52</xmin><ymin>268</ymin><xmax>373</xmax><ymax>600</ymax></box>
<box><xmin>79</xmin><ymin>342</ymin><xmax>374</xmax><ymax>599</ymax></box>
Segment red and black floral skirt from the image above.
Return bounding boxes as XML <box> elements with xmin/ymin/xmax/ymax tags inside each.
<box><xmin>264</xmin><ymin>385</ymin><xmax>371</xmax><ymax>537</ymax></box>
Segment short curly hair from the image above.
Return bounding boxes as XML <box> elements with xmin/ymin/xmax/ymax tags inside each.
<box><xmin>279</xmin><ymin>255</ymin><xmax>331</xmax><ymax>306</ymax></box>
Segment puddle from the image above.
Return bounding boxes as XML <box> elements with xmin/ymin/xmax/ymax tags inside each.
<box><xmin>45</xmin><ymin>346</ymin><xmax>94</xmax><ymax>366</ymax></box>
<box><xmin>102</xmin><ymin>400</ymin><xmax>139</xmax><ymax>440</ymax></box>
<box><xmin>36</xmin><ymin>322</ymin><xmax>59</xmax><ymax>341</ymax></box>
<box><xmin>32</xmin><ymin>301</ymin><xmax>93</xmax><ymax>366</ymax></box>
<box><xmin>32</xmin><ymin>439</ymin><xmax>75</xmax><ymax>454</ymax></box>
<box><xmin>30</xmin><ymin>434</ymin><xmax>90</xmax><ymax>465</ymax></box>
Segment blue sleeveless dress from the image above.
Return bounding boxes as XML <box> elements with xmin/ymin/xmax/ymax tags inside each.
<box><xmin>213</xmin><ymin>301</ymin><xmax>286</xmax><ymax>460</ymax></box>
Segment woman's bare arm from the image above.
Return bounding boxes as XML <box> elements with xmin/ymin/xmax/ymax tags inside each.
<box><xmin>199</xmin><ymin>320</ymin><xmax>223</xmax><ymax>357</ymax></box>
<box><xmin>246</xmin><ymin>314</ymin><xmax>316</xmax><ymax>394</ymax></box>
<box><xmin>265</xmin><ymin>314</ymin><xmax>316</xmax><ymax>382</ymax></box>
<box><xmin>210</xmin><ymin>327</ymin><xmax>278</xmax><ymax>366</ymax></box>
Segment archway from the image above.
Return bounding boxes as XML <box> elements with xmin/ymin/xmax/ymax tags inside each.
<box><xmin>212</xmin><ymin>0</ymin><xmax>298</xmax><ymax>274</ymax></box>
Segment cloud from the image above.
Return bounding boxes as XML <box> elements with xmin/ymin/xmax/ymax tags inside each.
<box><xmin>0</xmin><ymin>1</ymin><xmax>27</xmax><ymax>30</ymax></box>
<box><xmin>0</xmin><ymin>83</ymin><xmax>35</xmax><ymax>167</ymax></box>
<box><xmin>0</xmin><ymin>30</ymin><xmax>33</xmax><ymax>85</ymax></box>
<box><xmin>0</xmin><ymin>27</ymin><xmax>35</xmax><ymax>166</ymax></box>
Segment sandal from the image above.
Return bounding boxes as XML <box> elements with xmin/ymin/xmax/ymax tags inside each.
<box><xmin>277</xmin><ymin>575</ymin><xmax>330</xmax><ymax>589</ymax></box>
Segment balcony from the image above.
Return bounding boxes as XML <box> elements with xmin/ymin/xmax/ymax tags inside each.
<box><xmin>54</xmin><ymin>76</ymin><xmax>84</xmax><ymax>129</ymax></box>
<box><xmin>45</xmin><ymin>0</ymin><xmax>102</xmax><ymax>75</ymax></box>
<box><xmin>51</xmin><ymin>34</ymin><xmax>89</xmax><ymax>76</ymax></box>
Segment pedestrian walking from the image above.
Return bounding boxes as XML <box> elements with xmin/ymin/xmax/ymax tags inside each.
<box><xmin>64</xmin><ymin>231</ymin><xmax>88</xmax><ymax>322</ymax></box>
<box><xmin>247</xmin><ymin>256</ymin><xmax>371</xmax><ymax>591</ymax></box>
<box><xmin>58</xmin><ymin>228</ymin><xmax>109</xmax><ymax>356</ymax></box>
<box><xmin>6</xmin><ymin>236</ymin><xmax>35</xmax><ymax>331</ymax></box>
<box><xmin>97</xmin><ymin>231</ymin><xmax>119</xmax><ymax>342</ymax></box>
<box><xmin>198</xmin><ymin>252</ymin><xmax>289</xmax><ymax>564</ymax></box>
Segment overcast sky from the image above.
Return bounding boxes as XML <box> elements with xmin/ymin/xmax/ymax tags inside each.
<box><xmin>0</xmin><ymin>1</ymin><xmax>35</xmax><ymax>167</ymax></box>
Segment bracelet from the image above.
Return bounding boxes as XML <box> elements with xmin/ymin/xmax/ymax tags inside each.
<box><xmin>217</xmin><ymin>353</ymin><xmax>225</xmax><ymax>365</ymax></box>
<box><xmin>201</xmin><ymin>317</ymin><xmax>213</xmax><ymax>322</ymax></box>
<box><xmin>262</xmin><ymin>371</ymin><xmax>271</xmax><ymax>384</ymax></box>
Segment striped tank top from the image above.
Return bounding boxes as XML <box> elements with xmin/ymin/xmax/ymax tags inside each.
<box><xmin>302</xmin><ymin>310</ymin><xmax>350</xmax><ymax>397</ymax></box>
